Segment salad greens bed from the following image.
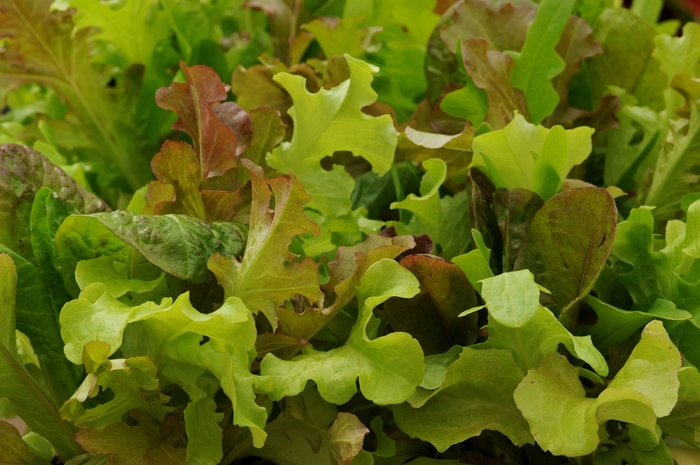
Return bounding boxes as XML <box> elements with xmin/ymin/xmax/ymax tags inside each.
<box><xmin>4</xmin><ymin>0</ymin><xmax>700</xmax><ymax>463</ymax></box>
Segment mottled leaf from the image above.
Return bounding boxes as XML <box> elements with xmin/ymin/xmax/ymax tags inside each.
<box><xmin>0</xmin><ymin>144</ymin><xmax>108</xmax><ymax>263</ymax></box>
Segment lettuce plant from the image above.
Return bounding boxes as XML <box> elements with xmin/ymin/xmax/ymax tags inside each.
<box><xmin>3</xmin><ymin>0</ymin><xmax>700</xmax><ymax>464</ymax></box>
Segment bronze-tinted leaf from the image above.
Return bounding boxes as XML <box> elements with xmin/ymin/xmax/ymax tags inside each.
<box><xmin>514</xmin><ymin>187</ymin><xmax>617</xmax><ymax>321</ymax></box>
<box><xmin>383</xmin><ymin>254</ymin><xmax>479</xmax><ymax>355</ymax></box>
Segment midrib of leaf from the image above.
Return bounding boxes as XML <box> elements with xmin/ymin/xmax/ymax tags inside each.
<box><xmin>8</xmin><ymin>0</ymin><xmax>146</xmax><ymax>189</ymax></box>
<box><xmin>646</xmin><ymin>112</ymin><xmax>700</xmax><ymax>209</ymax></box>
<box><xmin>0</xmin><ymin>345</ymin><xmax>82</xmax><ymax>458</ymax></box>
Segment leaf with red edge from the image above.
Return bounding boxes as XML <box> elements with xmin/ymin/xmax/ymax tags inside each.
<box><xmin>383</xmin><ymin>255</ymin><xmax>479</xmax><ymax>355</ymax></box>
<box><xmin>208</xmin><ymin>160</ymin><xmax>322</xmax><ymax>329</ymax></box>
<box><xmin>146</xmin><ymin>62</ymin><xmax>250</xmax><ymax>222</ymax></box>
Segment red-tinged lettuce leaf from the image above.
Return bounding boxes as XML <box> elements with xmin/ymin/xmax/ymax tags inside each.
<box><xmin>0</xmin><ymin>254</ymin><xmax>83</xmax><ymax>460</ymax></box>
<box><xmin>0</xmin><ymin>0</ymin><xmax>153</xmax><ymax>189</ymax></box>
<box><xmin>266</xmin><ymin>231</ymin><xmax>426</xmax><ymax>360</ymax></box>
<box><xmin>545</xmin><ymin>15</ymin><xmax>602</xmax><ymax>126</ymax></box>
<box><xmin>383</xmin><ymin>255</ymin><xmax>479</xmax><ymax>355</ymax></box>
<box><xmin>243</xmin><ymin>106</ymin><xmax>286</xmax><ymax>173</ymax></box>
<box><xmin>461</xmin><ymin>39</ymin><xmax>530</xmax><ymax>129</ymax></box>
<box><xmin>0</xmin><ymin>145</ymin><xmax>108</xmax><ymax>263</ymax></box>
<box><xmin>440</xmin><ymin>0</ymin><xmax>535</xmax><ymax>55</ymax></box>
<box><xmin>587</xmin><ymin>8</ymin><xmax>667</xmax><ymax>112</ymax></box>
<box><xmin>261</xmin><ymin>259</ymin><xmax>424</xmax><ymax>406</ymax></box>
<box><xmin>493</xmin><ymin>188</ymin><xmax>544</xmax><ymax>273</ymax></box>
<box><xmin>76</xmin><ymin>410</ymin><xmax>187</xmax><ymax>465</ymax></box>
<box><xmin>253</xmin><ymin>390</ymin><xmax>369</xmax><ymax>465</ymax></box>
<box><xmin>208</xmin><ymin>160</ymin><xmax>321</xmax><ymax>329</ymax></box>
<box><xmin>513</xmin><ymin>187</ymin><xmax>617</xmax><ymax>322</ymax></box>
<box><xmin>55</xmin><ymin>211</ymin><xmax>247</xmax><ymax>294</ymax></box>
<box><xmin>146</xmin><ymin>62</ymin><xmax>250</xmax><ymax>222</ymax></box>
<box><xmin>60</xmin><ymin>342</ymin><xmax>171</xmax><ymax>430</ymax></box>
<box><xmin>425</xmin><ymin>0</ymin><xmax>535</xmax><ymax>103</ymax></box>
<box><xmin>393</xmin><ymin>347</ymin><xmax>533</xmax><ymax>452</ymax></box>
<box><xmin>509</xmin><ymin>0</ymin><xmax>574</xmax><ymax>125</ymax></box>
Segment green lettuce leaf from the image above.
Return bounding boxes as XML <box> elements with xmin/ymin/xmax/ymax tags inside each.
<box><xmin>480</xmin><ymin>270</ymin><xmax>540</xmax><ymax>328</ymax></box>
<box><xmin>0</xmin><ymin>420</ymin><xmax>45</xmax><ymax>465</ymax></box>
<box><xmin>60</xmin><ymin>341</ymin><xmax>171</xmax><ymax>429</ymax></box>
<box><xmin>471</xmin><ymin>114</ymin><xmax>594</xmax><ymax>199</ymax></box>
<box><xmin>0</xmin><ymin>247</ymin><xmax>80</xmax><ymax>405</ymax></box>
<box><xmin>509</xmin><ymin>0</ymin><xmax>574</xmax><ymax>124</ymax></box>
<box><xmin>344</xmin><ymin>0</ymin><xmax>439</xmax><ymax>121</ymax></box>
<box><xmin>260</xmin><ymin>259</ymin><xmax>424</xmax><ymax>405</ymax></box>
<box><xmin>587</xmin><ymin>8</ymin><xmax>667</xmax><ymax>112</ymax></box>
<box><xmin>0</xmin><ymin>144</ymin><xmax>108</xmax><ymax>263</ymax></box>
<box><xmin>253</xmin><ymin>391</ymin><xmax>369</xmax><ymax>465</ymax></box>
<box><xmin>390</xmin><ymin>158</ymin><xmax>470</xmax><ymax>260</ymax></box>
<box><xmin>652</xmin><ymin>22</ymin><xmax>700</xmax><ymax>116</ymax></box>
<box><xmin>56</xmin><ymin>211</ymin><xmax>246</xmax><ymax>294</ymax></box>
<box><xmin>477</xmin><ymin>281</ymin><xmax>608</xmax><ymax>376</ymax></box>
<box><xmin>396</xmin><ymin>126</ymin><xmax>474</xmax><ymax>183</ymax></box>
<box><xmin>644</xmin><ymin>80</ymin><xmax>700</xmax><ymax>222</ymax></box>
<box><xmin>393</xmin><ymin>347</ymin><xmax>533</xmax><ymax>452</ymax></box>
<box><xmin>581</xmin><ymin>296</ymin><xmax>691</xmax><ymax>354</ymax></box>
<box><xmin>266</xmin><ymin>55</ymin><xmax>397</xmax><ymax>217</ymax></box>
<box><xmin>75</xmin><ymin>410</ymin><xmax>187</xmax><ymax>465</ymax></box>
<box><xmin>513</xmin><ymin>321</ymin><xmax>680</xmax><ymax>456</ymax></box>
<box><xmin>513</xmin><ymin>187</ymin><xmax>617</xmax><ymax>320</ymax></box>
<box><xmin>61</xmin><ymin>284</ymin><xmax>268</xmax><ymax>458</ymax></box>
<box><xmin>658</xmin><ymin>366</ymin><xmax>700</xmax><ymax>446</ymax></box>
<box><xmin>0</xmin><ymin>254</ymin><xmax>82</xmax><ymax>460</ymax></box>
<box><xmin>383</xmin><ymin>254</ymin><xmax>479</xmax><ymax>355</ymax></box>
<box><xmin>208</xmin><ymin>161</ymin><xmax>321</xmax><ymax>329</ymax></box>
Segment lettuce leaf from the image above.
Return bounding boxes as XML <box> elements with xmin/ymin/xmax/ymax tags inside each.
<box><xmin>267</xmin><ymin>55</ymin><xmax>397</xmax><ymax>217</ymax></box>
<box><xmin>513</xmin><ymin>321</ymin><xmax>680</xmax><ymax>456</ymax></box>
<box><xmin>261</xmin><ymin>259</ymin><xmax>424</xmax><ymax>405</ymax></box>
<box><xmin>208</xmin><ymin>161</ymin><xmax>322</xmax><ymax>329</ymax></box>
<box><xmin>0</xmin><ymin>254</ymin><xmax>82</xmax><ymax>460</ymax></box>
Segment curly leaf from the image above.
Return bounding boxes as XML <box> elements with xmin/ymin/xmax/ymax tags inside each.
<box><xmin>514</xmin><ymin>321</ymin><xmax>680</xmax><ymax>456</ymax></box>
<box><xmin>146</xmin><ymin>62</ymin><xmax>250</xmax><ymax>221</ymax></box>
<box><xmin>208</xmin><ymin>161</ymin><xmax>321</xmax><ymax>329</ymax></box>
<box><xmin>267</xmin><ymin>55</ymin><xmax>397</xmax><ymax>217</ymax></box>
<box><xmin>261</xmin><ymin>259</ymin><xmax>424</xmax><ymax>405</ymax></box>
